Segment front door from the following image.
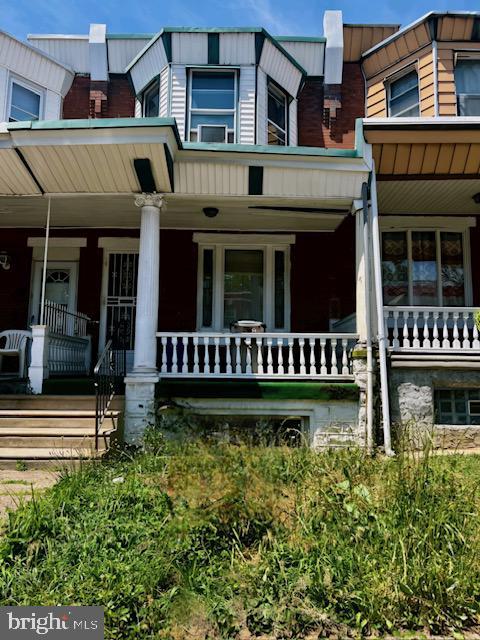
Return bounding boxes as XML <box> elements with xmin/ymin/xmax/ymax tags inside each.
<box><xmin>30</xmin><ymin>261</ymin><xmax>78</xmax><ymax>324</ymax></box>
<box><xmin>100</xmin><ymin>251</ymin><xmax>138</xmax><ymax>373</ymax></box>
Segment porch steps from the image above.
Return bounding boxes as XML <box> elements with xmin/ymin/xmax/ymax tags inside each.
<box><xmin>0</xmin><ymin>395</ymin><xmax>122</xmax><ymax>462</ymax></box>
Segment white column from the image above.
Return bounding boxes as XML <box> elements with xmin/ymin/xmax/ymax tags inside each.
<box><xmin>28</xmin><ymin>325</ymin><xmax>49</xmax><ymax>394</ymax></box>
<box><xmin>133</xmin><ymin>193</ymin><xmax>163</xmax><ymax>373</ymax></box>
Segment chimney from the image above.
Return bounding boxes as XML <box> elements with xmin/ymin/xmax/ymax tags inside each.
<box><xmin>88</xmin><ymin>24</ymin><xmax>109</xmax><ymax>117</ymax></box>
<box><xmin>323</xmin><ymin>10</ymin><xmax>344</xmax><ymax>119</ymax></box>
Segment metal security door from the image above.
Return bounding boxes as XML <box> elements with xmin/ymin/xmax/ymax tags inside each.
<box><xmin>103</xmin><ymin>252</ymin><xmax>138</xmax><ymax>373</ymax></box>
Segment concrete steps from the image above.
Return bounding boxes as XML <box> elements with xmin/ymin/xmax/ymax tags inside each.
<box><xmin>0</xmin><ymin>395</ymin><xmax>122</xmax><ymax>461</ymax></box>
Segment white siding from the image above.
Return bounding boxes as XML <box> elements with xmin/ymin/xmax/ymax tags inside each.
<box><xmin>107</xmin><ymin>38</ymin><xmax>152</xmax><ymax>73</ymax></box>
<box><xmin>238</xmin><ymin>66</ymin><xmax>255</xmax><ymax>144</ymax></box>
<box><xmin>219</xmin><ymin>33</ymin><xmax>255</xmax><ymax>65</ymax></box>
<box><xmin>288</xmin><ymin>99</ymin><xmax>298</xmax><ymax>146</ymax></box>
<box><xmin>176</xmin><ymin>161</ymin><xmax>248</xmax><ymax>195</ymax></box>
<box><xmin>135</xmin><ymin>98</ymin><xmax>142</xmax><ymax>118</ymax></box>
<box><xmin>159</xmin><ymin>65</ymin><xmax>169</xmax><ymax>117</ymax></box>
<box><xmin>171</xmin><ymin>65</ymin><xmax>187</xmax><ymax>140</ymax></box>
<box><xmin>129</xmin><ymin>37</ymin><xmax>168</xmax><ymax>94</ymax></box>
<box><xmin>259</xmin><ymin>39</ymin><xmax>303</xmax><ymax>98</ymax></box>
<box><xmin>28</xmin><ymin>37</ymin><xmax>89</xmax><ymax>73</ymax></box>
<box><xmin>44</xmin><ymin>90</ymin><xmax>61</xmax><ymax>120</ymax></box>
<box><xmin>263</xmin><ymin>168</ymin><xmax>364</xmax><ymax>199</ymax></box>
<box><xmin>256</xmin><ymin>67</ymin><xmax>268</xmax><ymax>146</ymax></box>
<box><xmin>0</xmin><ymin>33</ymin><xmax>73</xmax><ymax>95</ymax></box>
<box><xmin>171</xmin><ymin>33</ymin><xmax>208</xmax><ymax>64</ymax></box>
<box><xmin>279</xmin><ymin>41</ymin><xmax>324</xmax><ymax>76</ymax></box>
<box><xmin>0</xmin><ymin>66</ymin><xmax>8</xmax><ymax>120</ymax></box>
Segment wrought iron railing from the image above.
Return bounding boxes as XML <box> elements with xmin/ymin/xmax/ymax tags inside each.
<box><xmin>94</xmin><ymin>337</ymin><xmax>126</xmax><ymax>451</ymax></box>
<box><xmin>44</xmin><ymin>301</ymin><xmax>90</xmax><ymax>337</ymax></box>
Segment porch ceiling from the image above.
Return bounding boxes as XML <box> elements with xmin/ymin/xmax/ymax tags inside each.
<box><xmin>377</xmin><ymin>178</ymin><xmax>480</xmax><ymax>214</ymax></box>
<box><xmin>0</xmin><ymin>194</ymin><xmax>352</xmax><ymax>231</ymax></box>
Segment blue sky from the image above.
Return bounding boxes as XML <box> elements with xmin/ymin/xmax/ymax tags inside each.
<box><xmin>1</xmin><ymin>0</ymin><xmax>480</xmax><ymax>40</ymax></box>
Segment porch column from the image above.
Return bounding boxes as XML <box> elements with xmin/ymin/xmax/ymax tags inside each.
<box><xmin>124</xmin><ymin>193</ymin><xmax>164</xmax><ymax>444</ymax></box>
<box><xmin>133</xmin><ymin>193</ymin><xmax>164</xmax><ymax>373</ymax></box>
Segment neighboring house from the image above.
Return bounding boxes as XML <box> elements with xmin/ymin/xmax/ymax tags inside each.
<box><xmin>0</xmin><ymin>10</ymin><xmax>478</xmax><ymax>457</ymax></box>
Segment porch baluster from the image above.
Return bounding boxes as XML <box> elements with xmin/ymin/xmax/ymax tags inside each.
<box><xmin>403</xmin><ymin>312</ymin><xmax>410</xmax><ymax>348</ymax></box>
<box><xmin>432</xmin><ymin>311</ymin><xmax>440</xmax><ymax>348</ymax></box>
<box><xmin>320</xmin><ymin>338</ymin><xmax>327</xmax><ymax>375</ymax></box>
<box><xmin>309</xmin><ymin>338</ymin><xmax>316</xmax><ymax>375</ymax></box>
<box><xmin>288</xmin><ymin>338</ymin><xmax>294</xmax><ymax>374</ymax></box>
<box><xmin>256</xmin><ymin>338</ymin><xmax>264</xmax><ymax>374</ymax></box>
<box><xmin>161</xmin><ymin>337</ymin><xmax>168</xmax><ymax>373</ymax></box>
<box><xmin>392</xmin><ymin>310</ymin><xmax>399</xmax><ymax>348</ymax></box>
<box><xmin>277</xmin><ymin>338</ymin><xmax>284</xmax><ymax>375</ymax></box>
<box><xmin>235</xmin><ymin>337</ymin><xmax>242</xmax><ymax>374</ymax></box>
<box><xmin>412</xmin><ymin>311</ymin><xmax>420</xmax><ymax>348</ymax></box>
<box><xmin>442</xmin><ymin>312</ymin><xmax>450</xmax><ymax>348</ymax></box>
<box><xmin>452</xmin><ymin>313</ymin><xmax>460</xmax><ymax>349</ymax></box>
<box><xmin>342</xmin><ymin>339</ymin><xmax>349</xmax><ymax>375</ymax></box>
<box><xmin>225</xmin><ymin>337</ymin><xmax>232</xmax><ymax>374</ymax></box>
<box><xmin>267</xmin><ymin>338</ymin><xmax>274</xmax><ymax>374</ymax></box>
<box><xmin>245</xmin><ymin>338</ymin><xmax>252</xmax><ymax>374</ymax></box>
<box><xmin>193</xmin><ymin>336</ymin><xmax>200</xmax><ymax>374</ymax></box>
<box><xmin>299</xmin><ymin>338</ymin><xmax>306</xmax><ymax>375</ymax></box>
<box><xmin>462</xmin><ymin>314</ymin><xmax>470</xmax><ymax>350</ymax></box>
<box><xmin>331</xmin><ymin>338</ymin><xmax>338</xmax><ymax>375</ymax></box>
<box><xmin>171</xmin><ymin>337</ymin><xmax>178</xmax><ymax>374</ymax></box>
<box><xmin>203</xmin><ymin>336</ymin><xmax>210</xmax><ymax>374</ymax></box>
<box><xmin>214</xmin><ymin>337</ymin><xmax>220</xmax><ymax>374</ymax></box>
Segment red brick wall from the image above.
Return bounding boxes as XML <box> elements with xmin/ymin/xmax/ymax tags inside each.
<box><xmin>62</xmin><ymin>74</ymin><xmax>135</xmax><ymax>119</ymax></box>
<box><xmin>298</xmin><ymin>63</ymin><xmax>365</xmax><ymax>149</ymax></box>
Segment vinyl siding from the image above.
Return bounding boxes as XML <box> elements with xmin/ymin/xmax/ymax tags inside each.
<box><xmin>238</xmin><ymin>66</ymin><xmax>255</xmax><ymax>144</ymax></box>
<box><xmin>289</xmin><ymin>99</ymin><xmax>298</xmax><ymax>146</ymax></box>
<box><xmin>171</xmin><ymin>64</ymin><xmax>187</xmax><ymax>140</ymax></box>
<box><xmin>159</xmin><ymin>65</ymin><xmax>169</xmax><ymax>117</ymax></box>
<box><xmin>175</xmin><ymin>161</ymin><xmax>248</xmax><ymax>195</ymax></box>
<box><xmin>256</xmin><ymin>67</ymin><xmax>268</xmax><ymax>146</ymax></box>
<box><xmin>219</xmin><ymin>33</ymin><xmax>255</xmax><ymax>65</ymax></box>
<box><xmin>259</xmin><ymin>39</ymin><xmax>303</xmax><ymax>98</ymax></box>
<box><xmin>129</xmin><ymin>38</ymin><xmax>168</xmax><ymax>94</ymax></box>
<box><xmin>44</xmin><ymin>90</ymin><xmax>62</xmax><ymax>120</ymax></box>
<box><xmin>28</xmin><ymin>37</ymin><xmax>89</xmax><ymax>73</ymax></box>
<box><xmin>279</xmin><ymin>41</ymin><xmax>324</xmax><ymax>76</ymax></box>
<box><xmin>107</xmin><ymin>38</ymin><xmax>152</xmax><ymax>73</ymax></box>
<box><xmin>171</xmin><ymin>33</ymin><xmax>208</xmax><ymax>64</ymax></box>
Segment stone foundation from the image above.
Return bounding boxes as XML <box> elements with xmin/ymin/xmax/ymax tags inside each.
<box><xmin>124</xmin><ymin>375</ymin><xmax>158</xmax><ymax>443</ymax></box>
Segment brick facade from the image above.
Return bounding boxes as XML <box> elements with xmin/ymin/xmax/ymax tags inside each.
<box><xmin>62</xmin><ymin>74</ymin><xmax>135</xmax><ymax>119</ymax></box>
<box><xmin>298</xmin><ymin>63</ymin><xmax>365</xmax><ymax>149</ymax></box>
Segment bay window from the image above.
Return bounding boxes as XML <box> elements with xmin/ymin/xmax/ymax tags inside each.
<box><xmin>455</xmin><ymin>58</ymin><xmax>480</xmax><ymax>116</ymax></box>
<box><xmin>382</xmin><ymin>230</ymin><xmax>468</xmax><ymax>306</ymax></box>
<box><xmin>8</xmin><ymin>77</ymin><xmax>42</xmax><ymax>122</ymax></box>
<box><xmin>267</xmin><ymin>81</ymin><xmax>287</xmax><ymax>145</ymax></box>
<box><xmin>195</xmin><ymin>234</ymin><xmax>292</xmax><ymax>331</ymax></box>
<box><xmin>188</xmin><ymin>70</ymin><xmax>236</xmax><ymax>143</ymax></box>
<box><xmin>387</xmin><ymin>69</ymin><xmax>420</xmax><ymax>117</ymax></box>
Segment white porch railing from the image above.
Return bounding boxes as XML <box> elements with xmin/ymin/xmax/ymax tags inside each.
<box><xmin>44</xmin><ymin>301</ymin><xmax>91</xmax><ymax>376</ymax></box>
<box><xmin>156</xmin><ymin>332</ymin><xmax>359</xmax><ymax>379</ymax></box>
<box><xmin>384</xmin><ymin>307</ymin><xmax>480</xmax><ymax>352</ymax></box>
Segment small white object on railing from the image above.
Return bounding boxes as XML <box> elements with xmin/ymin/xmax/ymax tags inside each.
<box><xmin>155</xmin><ymin>332</ymin><xmax>358</xmax><ymax>378</ymax></box>
<box><xmin>384</xmin><ymin>307</ymin><xmax>480</xmax><ymax>352</ymax></box>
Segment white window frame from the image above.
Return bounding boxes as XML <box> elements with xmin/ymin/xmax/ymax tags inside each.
<box><xmin>142</xmin><ymin>78</ymin><xmax>160</xmax><ymax>117</ymax></box>
<box><xmin>454</xmin><ymin>52</ymin><xmax>480</xmax><ymax>116</ymax></box>
<box><xmin>187</xmin><ymin>68</ymin><xmax>238</xmax><ymax>143</ymax></box>
<box><xmin>267</xmin><ymin>80</ymin><xmax>288</xmax><ymax>146</ymax></box>
<box><xmin>7</xmin><ymin>74</ymin><xmax>44</xmax><ymax>122</ymax></box>
<box><xmin>386</xmin><ymin>66</ymin><xmax>420</xmax><ymax>118</ymax></box>
<box><xmin>194</xmin><ymin>234</ymin><xmax>294</xmax><ymax>332</ymax></box>
<box><xmin>380</xmin><ymin>225</ymin><xmax>472</xmax><ymax>307</ymax></box>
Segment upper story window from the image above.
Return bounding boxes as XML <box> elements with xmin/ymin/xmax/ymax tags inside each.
<box><xmin>267</xmin><ymin>82</ymin><xmax>287</xmax><ymax>145</ymax></box>
<box><xmin>143</xmin><ymin>79</ymin><xmax>160</xmax><ymax>117</ymax></box>
<box><xmin>8</xmin><ymin>77</ymin><xmax>42</xmax><ymax>122</ymax></box>
<box><xmin>388</xmin><ymin>69</ymin><xmax>419</xmax><ymax>117</ymax></box>
<box><xmin>188</xmin><ymin>70</ymin><xmax>236</xmax><ymax>143</ymax></box>
<box><xmin>455</xmin><ymin>59</ymin><xmax>480</xmax><ymax>116</ymax></box>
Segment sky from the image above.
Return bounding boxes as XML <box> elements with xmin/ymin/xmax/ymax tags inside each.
<box><xmin>1</xmin><ymin>0</ymin><xmax>480</xmax><ymax>40</ymax></box>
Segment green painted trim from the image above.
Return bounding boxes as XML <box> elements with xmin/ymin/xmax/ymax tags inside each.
<box><xmin>208</xmin><ymin>33</ymin><xmax>220</xmax><ymax>64</ymax></box>
<box><xmin>161</xmin><ymin>32</ymin><xmax>172</xmax><ymax>63</ymax></box>
<box><xmin>183</xmin><ymin>141</ymin><xmax>360</xmax><ymax>158</ymax></box>
<box><xmin>162</xmin><ymin>27</ymin><xmax>265</xmax><ymax>33</ymax></box>
<box><xmin>156</xmin><ymin>380</ymin><xmax>359</xmax><ymax>401</ymax></box>
<box><xmin>276</xmin><ymin>36</ymin><xmax>326</xmax><ymax>43</ymax></box>
<box><xmin>106</xmin><ymin>34</ymin><xmax>155</xmax><ymax>40</ymax></box>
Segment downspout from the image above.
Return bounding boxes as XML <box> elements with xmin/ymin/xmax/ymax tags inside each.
<box><xmin>39</xmin><ymin>196</ymin><xmax>51</xmax><ymax>325</ymax></box>
<box><xmin>369</xmin><ymin>166</ymin><xmax>394</xmax><ymax>456</ymax></box>
<box><xmin>432</xmin><ymin>39</ymin><xmax>439</xmax><ymax>117</ymax></box>
<box><xmin>361</xmin><ymin>182</ymin><xmax>374</xmax><ymax>453</ymax></box>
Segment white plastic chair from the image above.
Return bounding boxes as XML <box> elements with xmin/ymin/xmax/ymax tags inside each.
<box><xmin>0</xmin><ymin>330</ymin><xmax>32</xmax><ymax>378</ymax></box>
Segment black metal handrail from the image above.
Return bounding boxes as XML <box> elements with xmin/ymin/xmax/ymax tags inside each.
<box><xmin>94</xmin><ymin>337</ymin><xmax>126</xmax><ymax>451</ymax></box>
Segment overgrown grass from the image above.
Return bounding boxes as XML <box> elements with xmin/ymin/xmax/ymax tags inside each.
<box><xmin>0</xmin><ymin>430</ymin><xmax>479</xmax><ymax>638</ymax></box>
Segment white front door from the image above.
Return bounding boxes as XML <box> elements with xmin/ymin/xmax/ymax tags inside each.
<box><xmin>30</xmin><ymin>261</ymin><xmax>78</xmax><ymax>325</ymax></box>
<box><xmin>99</xmin><ymin>251</ymin><xmax>138</xmax><ymax>373</ymax></box>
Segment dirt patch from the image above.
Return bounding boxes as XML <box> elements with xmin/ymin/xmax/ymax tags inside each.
<box><xmin>0</xmin><ymin>470</ymin><xmax>59</xmax><ymax>520</ymax></box>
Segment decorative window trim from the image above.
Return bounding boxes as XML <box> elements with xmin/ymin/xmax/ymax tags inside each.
<box><xmin>385</xmin><ymin>65</ymin><xmax>420</xmax><ymax>118</ymax></box>
<box><xmin>194</xmin><ymin>234</ymin><xmax>294</xmax><ymax>332</ymax></box>
<box><xmin>7</xmin><ymin>74</ymin><xmax>44</xmax><ymax>122</ymax></box>
<box><xmin>380</xmin><ymin>226</ymin><xmax>473</xmax><ymax>307</ymax></box>
<box><xmin>187</xmin><ymin>67</ymin><xmax>238</xmax><ymax>143</ymax></box>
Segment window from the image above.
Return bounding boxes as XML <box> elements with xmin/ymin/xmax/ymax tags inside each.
<box><xmin>267</xmin><ymin>82</ymin><xmax>287</xmax><ymax>145</ymax></box>
<box><xmin>195</xmin><ymin>235</ymin><xmax>292</xmax><ymax>331</ymax></box>
<box><xmin>9</xmin><ymin>78</ymin><xmax>42</xmax><ymax>122</ymax></box>
<box><xmin>382</xmin><ymin>230</ymin><xmax>467</xmax><ymax>306</ymax></box>
<box><xmin>143</xmin><ymin>79</ymin><xmax>160</xmax><ymax>117</ymax></box>
<box><xmin>388</xmin><ymin>69</ymin><xmax>420</xmax><ymax>117</ymax></box>
<box><xmin>455</xmin><ymin>59</ymin><xmax>480</xmax><ymax>116</ymax></box>
<box><xmin>188</xmin><ymin>70</ymin><xmax>236</xmax><ymax>143</ymax></box>
<box><xmin>435</xmin><ymin>389</ymin><xmax>480</xmax><ymax>425</ymax></box>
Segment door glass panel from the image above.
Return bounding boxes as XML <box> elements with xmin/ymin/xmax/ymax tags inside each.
<box><xmin>382</xmin><ymin>232</ymin><xmax>408</xmax><ymax>305</ymax></box>
<box><xmin>441</xmin><ymin>232</ymin><xmax>465</xmax><ymax>306</ymax></box>
<box><xmin>224</xmin><ymin>250</ymin><xmax>263</xmax><ymax>328</ymax></box>
<box><xmin>45</xmin><ymin>269</ymin><xmax>71</xmax><ymax>306</ymax></box>
<box><xmin>106</xmin><ymin>253</ymin><xmax>138</xmax><ymax>351</ymax></box>
<box><xmin>412</xmin><ymin>231</ymin><xmax>437</xmax><ymax>305</ymax></box>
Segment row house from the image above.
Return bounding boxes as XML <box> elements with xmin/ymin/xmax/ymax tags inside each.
<box><xmin>0</xmin><ymin>11</ymin><xmax>478</xmax><ymax>458</ymax></box>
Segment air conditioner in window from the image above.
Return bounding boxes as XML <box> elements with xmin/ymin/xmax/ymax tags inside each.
<box><xmin>198</xmin><ymin>124</ymin><xmax>228</xmax><ymax>143</ymax></box>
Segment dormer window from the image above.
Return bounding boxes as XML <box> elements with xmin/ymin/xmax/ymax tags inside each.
<box><xmin>8</xmin><ymin>77</ymin><xmax>42</xmax><ymax>122</ymax></box>
<box><xmin>267</xmin><ymin>82</ymin><xmax>287</xmax><ymax>145</ymax></box>
<box><xmin>143</xmin><ymin>79</ymin><xmax>160</xmax><ymax>117</ymax></box>
<box><xmin>455</xmin><ymin>58</ymin><xmax>480</xmax><ymax>116</ymax></box>
<box><xmin>387</xmin><ymin>69</ymin><xmax>419</xmax><ymax>117</ymax></box>
<box><xmin>188</xmin><ymin>70</ymin><xmax>236</xmax><ymax>143</ymax></box>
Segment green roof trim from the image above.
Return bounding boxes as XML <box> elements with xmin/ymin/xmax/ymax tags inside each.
<box><xmin>183</xmin><ymin>141</ymin><xmax>359</xmax><ymax>157</ymax></box>
<box><xmin>126</xmin><ymin>30</ymin><xmax>164</xmax><ymax>71</ymax></box>
<box><xmin>106</xmin><ymin>34</ymin><xmax>155</xmax><ymax>40</ymax></box>
<box><xmin>156</xmin><ymin>380</ymin><xmax>359</xmax><ymax>401</ymax></box>
<box><xmin>276</xmin><ymin>35</ymin><xmax>326</xmax><ymax>43</ymax></box>
<box><xmin>162</xmin><ymin>26</ymin><xmax>265</xmax><ymax>33</ymax></box>
<box><xmin>7</xmin><ymin>117</ymin><xmax>177</xmax><ymax>131</ymax></box>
